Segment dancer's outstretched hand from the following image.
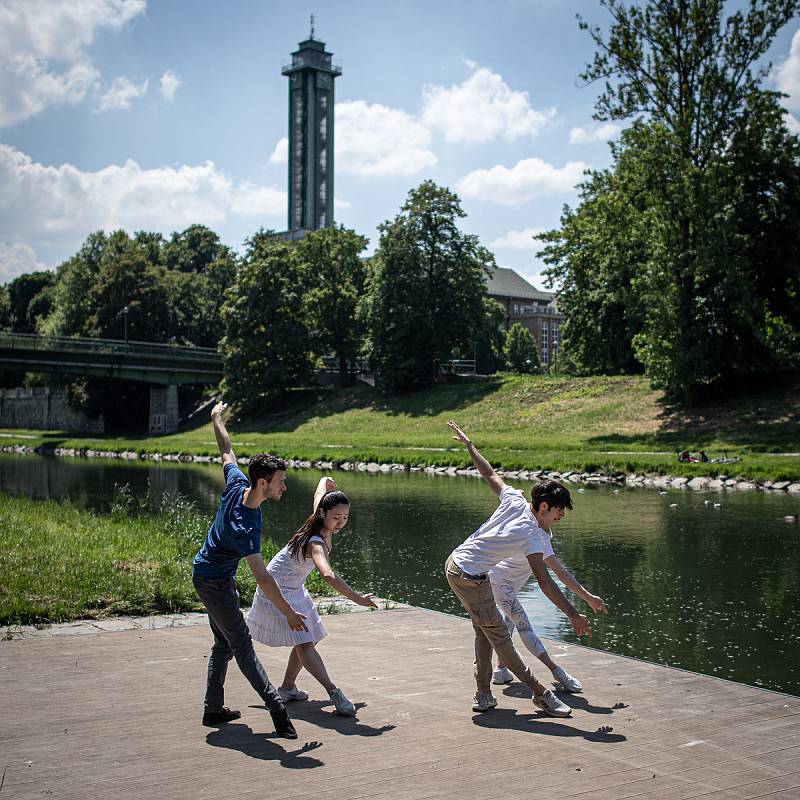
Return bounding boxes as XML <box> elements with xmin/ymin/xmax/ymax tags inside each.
<box><xmin>211</xmin><ymin>401</ymin><xmax>227</xmax><ymax>419</ymax></box>
<box><xmin>570</xmin><ymin>612</ymin><xmax>591</xmax><ymax>637</ymax></box>
<box><xmin>587</xmin><ymin>594</ymin><xmax>608</xmax><ymax>613</ymax></box>
<box><xmin>285</xmin><ymin>610</ymin><xmax>308</xmax><ymax>632</ymax></box>
<box><xmin>447</xmin><ymin>420</ymin><xmax>471</xmax><ymax>446</ymax></box>
<box><xmin>357</xmin><ymin>593</ymin><xmax>379</xmax><ymax>609</ymax></box>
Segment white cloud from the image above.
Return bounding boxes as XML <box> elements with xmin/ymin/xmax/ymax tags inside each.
<box><xmin>269</xmin><ymin>137</ymin><xmax>288</xmax><ymax>165</ymax></box>
<box><xmin>268</xmin><ymin>63</ymin><xmax>556</xmax><ymax>181</ymax></box>
<box><xmin>490</xmin><ymin>227</ymin><xmax>546</xmax><ymax>250</ymax></box>
<box><xmin>785</xmin><ymin>111</ymin><xmax>800</xmax><ymax>135</ymax></box>
<box><xmin>457</xmin><ymin>157</ymin><xmax>587</xmax><ymax>205</ymax></box>
<box><xmin>335</xmin><ymin>100</ymin><xmax>437</xmax><ymax>176</ymax></box>
<box><xmin>230</xmin><ymin>184</ymin><xmax>286</xmax><ymax>216</ymax></box>
<box><xmin>569</xmin><ymin>122</ymin><xmax>622</xmax><ymax>144</ymax></box>
<box><xmin>159</xmin><ymin>70</ymin><xmax>181</xmax><ymax>102</ymax></box>
<box><xmin>272</xmin><ymin>102</ymin><xmax>437</xmax><ymax>177</ymax></box>
<box><xmin>0</xmin><ymin>240</ymin><xmax>48</xmax><ymax>282</ymax></box>
<box><xmin>0</xmin><ymin>144</ymin><xmax>286</xmax><ymax>255</ymax></box>
<box><xmin>0</xmin><ymin>0</ymin><xmax>146</xmax><ymax>126</ymax></box>
<box><xmin>97</xmin><ymin>76</ymin><xmax>148</xmax><ymax>111</ymax></box>
<box><xmin>334</xmin><ymin>196</ymin><xmax>351</xmax><ymax>211</ymax></box>
<box><xmin>775</xmin><ymin>29</ymin><xmax>800</xmax><ymax>113</ymax></box>
<box><xmin>421</xmin><ymin>62</ymin><xmax>557</xmax><ymax>143</ymax></box>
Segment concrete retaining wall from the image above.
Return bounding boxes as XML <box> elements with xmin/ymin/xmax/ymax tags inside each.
<box><xmin>0</xmin><ymin>387</ymin><xmax>104</xmax><ymax>434</ymax></box>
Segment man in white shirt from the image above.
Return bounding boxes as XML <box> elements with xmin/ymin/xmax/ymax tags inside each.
<box><xmin>488</xmin><ymin>481</ymin><xmax>607</xmax><ymax>692</ymax></box>
<box><xmin>445</xmin><ymin>420</ymin><xmax>590</xmax><ymax>717</ymax></box>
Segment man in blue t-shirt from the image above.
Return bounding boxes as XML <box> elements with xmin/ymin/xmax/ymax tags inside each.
<box><xmin>192</xmin><ymin>401</ymin><xmax>306</xmax><ymax>739</ymax></box>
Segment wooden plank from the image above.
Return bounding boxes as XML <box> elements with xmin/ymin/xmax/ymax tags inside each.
<box><xmin>1</xmin><ymin>608</ymin><xmax>798</xmax><ymax>800</ymax></box>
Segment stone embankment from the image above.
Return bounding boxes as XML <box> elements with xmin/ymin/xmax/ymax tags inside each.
<box><xmin>2</xmin><ymin>443</ymin><xmax>799</xmax><ymax>493</ymax></box>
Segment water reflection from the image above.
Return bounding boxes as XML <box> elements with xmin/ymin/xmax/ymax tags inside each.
<box><xmin>1</xmin><ymin>453</ymin><xmax>798</xmax><ymax>695</ymax></box>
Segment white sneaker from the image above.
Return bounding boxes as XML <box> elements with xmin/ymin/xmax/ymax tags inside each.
<box><xmin>328</xmin><ymin>687</ymin><xmax>356</xmax><ymax>716</ymax></box>
<box><xmin>533</xmin><ymin>688</ymin><xmax>571</xmax><ymax>717</ymax></box>
<box><xmin>492</xmin><ymin>667</ymin><xmax>514</xmax><ymax>685</ymax></box>
<box><xmin>552</xmin><ymin>665</ymin><xmax>583</xmax><ymax>693</ymax></box>
<box><xmin>472</xmin><ymin>692</ymin><xmax>498</xmax><ymax>712</ymax></box>
<box><xmin>278</xmin><ymin>686</ymin><xmax>308</xmax><ymax>702</ymax></box>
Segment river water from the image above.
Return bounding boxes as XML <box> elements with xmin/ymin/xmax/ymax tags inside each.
<box><xmin>1</xmin><ymin>453</ymin><xmax>798</xmax><ymax>695</ymax></box>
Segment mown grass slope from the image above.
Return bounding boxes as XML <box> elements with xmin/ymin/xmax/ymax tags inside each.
<box><xmin>2</xmin><ymin>374</ymin><xmax>798</xmax><ymax>480</ymax></box>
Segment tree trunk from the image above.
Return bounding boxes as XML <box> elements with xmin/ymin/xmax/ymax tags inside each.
<box><xmin>338</xmin><ymin>351</ymin><xmax>352</xmax><ymax>388</ymax></box>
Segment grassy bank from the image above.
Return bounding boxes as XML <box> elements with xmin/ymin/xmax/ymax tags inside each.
<box><xmin>0</xmin><ymin>491</ymin><xmax>331</xmax><ymax>626</ymax></box>
<box><xmin>2</xmin><ymin>374</ymin><xmax>799</xmax><ymax>481</ymax></box>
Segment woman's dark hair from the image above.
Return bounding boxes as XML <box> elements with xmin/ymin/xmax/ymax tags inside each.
<box><xmin>287</xmin><ymin>490</ymin><xmax>350</xmax><ymax>560</ymax></box>
<box><xmin>531</xmin><ymin>480</ymin><xmax>573</xmax><ymax>512</ymax></box>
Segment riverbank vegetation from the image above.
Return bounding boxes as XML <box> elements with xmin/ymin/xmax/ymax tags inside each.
<box><xmin>2</xmin><ymin>373</ymin><xmax>798</xmax><ymax>481</ymax></box>
<box><xmin>0</xmin><ymin>490</ymin><xmax>331</xmax><ymax>626</ymax></box>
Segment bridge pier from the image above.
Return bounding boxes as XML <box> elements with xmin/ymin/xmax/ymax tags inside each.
<box><xmin>149</xmin><ymin>385</ymin><xmax>179</xmax><ymax>435</ymax></box>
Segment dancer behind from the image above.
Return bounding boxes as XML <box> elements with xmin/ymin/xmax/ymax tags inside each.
<box><xmin>489</xmin><ymin>479</ymin><xmax>608</xmax><ymax>692</ymax></box>
<box><xmin>445</xmin><ymin>420</ymin><xmax>591</xmax><ymax>717</ymax></box>
<box><xmin>192</xmin><ymin>401</ymin><xmax>306</xmax><ymax>739</ymax></box>
<box><xmin>248</xmin><ymin>476</ymin><xmax>377</xmax><ymax>717</ymax></box>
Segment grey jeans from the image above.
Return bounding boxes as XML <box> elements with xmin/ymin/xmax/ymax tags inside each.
<box><xmin>193</xmin><ymin>575</ymin><xmax>283</xmax><ymax>712</ymax></box>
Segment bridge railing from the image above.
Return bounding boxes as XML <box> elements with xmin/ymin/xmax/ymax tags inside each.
<box><xmin>0</xmin><ymin>332</ymin><xmax>221</xmax><ymax>363</ymax></box>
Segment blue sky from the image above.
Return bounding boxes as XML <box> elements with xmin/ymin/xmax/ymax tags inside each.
<box><xmin>1</xmin><ymin>0</ymin><xmax>799</xmax><ymax>288</ymax></box>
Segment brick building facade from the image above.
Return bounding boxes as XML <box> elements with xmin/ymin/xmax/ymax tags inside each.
<box><xmin>486</xmin><ymin>266</ymin><xmax>564</xmax><ymax>370</ymax></box>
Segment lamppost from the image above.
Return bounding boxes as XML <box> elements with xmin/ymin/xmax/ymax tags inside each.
<box><xmin>122</xmin><ymin>305</ymin><xmax>129</xmax><ymax>344</ymax></box>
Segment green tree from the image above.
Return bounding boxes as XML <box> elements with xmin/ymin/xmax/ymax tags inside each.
<box><xmin>165</xmin><ymin>250</ymin><xmax>236</xmax><ymax>348</ymax></box>
<box><xmin>88</xmin><ymin>231</ymin><xmax>172</xmax><ymax>342</ymax></box>
<box><xmin>6</xmin><ymin>271</ymin><xmax>55</xmax><ymax>333</ymax></box>
<box><xmin>364</xmin><ymin>181</ymin><xmax>493</xmax><ymax>392</ymax></box>
<box><xmin>565</xmin><ymin>0</ymin><xmax>800</xmax><ymax>399</ymax></box>
<box><xmin>0</xmin><ymin>284</ymin><xmax>10</xmax><ymax>330</ymax></box>
<box><xmin>505</xmin><ymin>323</ymin><xmax>541</xmax><ymax>374</ymax></box>
<box><xmin>295</xmin><ymin>225</ymin><xmax>368</xmax><ymax>385</ymax></box>
<box><xmin>538</xmin><ymin>132</ymin><xmax>651</xmax><ymax>376</ymax></box>
<box><xmin>40</xmin><ymin>231</ymin><xmax>108</xmax><ymax>338</ymax></box>
<box><xmin>163</xmin><ymin>224</ymin><xmax>226</xmax><ymax>273</ymax></box>
<box><xmin>220</xmin><ymin>231</ymin><xmax>312</xmax><ymax>410</ymax></box>
<box><xmin>473</xmin><ymin>297</ymin><xmax>508</xmax><ymax>374</ymax></box>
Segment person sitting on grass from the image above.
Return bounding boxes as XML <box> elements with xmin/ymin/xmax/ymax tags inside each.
<box><xmin>444</xmin><ymin>420</ymin><xmax>591</xmax><ymax>718</ymax></box>
<box><xmin>192</xmin><ymin>401</ymin><xmax>307</xmax><ymax>739</ymax></box>
<box><xmin>247</xmin><ymin>476</ymin><xmax>377</xmax><ymax>717</ymax></box>
<box><xmin>489</xmin><ymin>479</ymin><xmax>608</xmax><ymax>692</ymax></box>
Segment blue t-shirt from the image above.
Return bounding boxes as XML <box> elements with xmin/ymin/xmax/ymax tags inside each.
<box><xmin>192</xmin><ymin>464</ymin><xmax>263</xmax><ymax>579</ymax></box>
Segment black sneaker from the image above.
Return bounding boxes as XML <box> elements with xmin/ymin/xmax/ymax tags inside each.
<box><xmin>202</xmin><ymin>707</ymin><xmax>241</xmax><ymax>726</ymax></box>
<box><xmin>270</xmin><ymin>706</ymin><xmax>298</xmax><ymax>739</ymax></box>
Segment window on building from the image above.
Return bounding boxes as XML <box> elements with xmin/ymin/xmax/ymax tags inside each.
<box><xmin>541</xmin><ymin>322</ymin><xmax>549</xmax><ymax>364</ymax></box>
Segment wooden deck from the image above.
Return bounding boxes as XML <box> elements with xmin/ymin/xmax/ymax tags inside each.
<box><xmin>1</xmin><ymin>607</ymin><xmax>799</xmax><ymax>800</ymax></box>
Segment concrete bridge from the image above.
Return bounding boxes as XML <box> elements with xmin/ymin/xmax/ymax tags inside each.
<box><xmin>0</xmin><ymin>332</ymin><xmax>222</xmax><ymax>434</ymax></box>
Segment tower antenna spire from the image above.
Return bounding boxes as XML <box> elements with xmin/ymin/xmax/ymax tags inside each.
<box><xmin>309</xmin><ymin>13</ymin><xmax>315</xmax><ymax>39</ymax></box>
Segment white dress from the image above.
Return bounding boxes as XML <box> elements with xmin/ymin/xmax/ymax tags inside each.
<box><xmin>247</xmin><ymin>535</ymin><xmax>329</xmax><ymax>646</ymax></box>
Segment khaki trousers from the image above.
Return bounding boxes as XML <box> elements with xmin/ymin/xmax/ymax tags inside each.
<box><xmin>445</xmin><ymin>555</ymin><xmax>541</xmax><ymax>694</ymax></box>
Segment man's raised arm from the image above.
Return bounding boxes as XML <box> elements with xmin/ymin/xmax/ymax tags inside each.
<box><xmin>211</xmin><ymin>401</ymin><xmax>237</xmax><ymax>467</ymax></box>
<box><xmin>447</xmin><ymin>420</ymin><xmax>505</xmax><ymax>497</ymax></box>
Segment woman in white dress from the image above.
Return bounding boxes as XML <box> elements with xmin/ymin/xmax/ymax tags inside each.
<box><xmin>247</xmin><ymin>477</ymin><xmax>377</xmax><ymax>716</ymax></box>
